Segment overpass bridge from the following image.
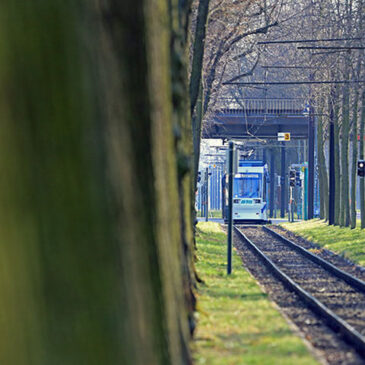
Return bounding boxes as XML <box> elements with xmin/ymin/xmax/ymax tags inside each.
<box><xmin>201</xmin><ymin>97</ymin><xmax>316</xmax><ymax>220</ymax></box>
<box><xmin>202</xmin><ymin>98</ymin><xmax>309</xmax><ymax>139</ymax></box>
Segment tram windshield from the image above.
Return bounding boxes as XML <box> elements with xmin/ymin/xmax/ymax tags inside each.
<box><xmin>233</xmin><ymin>174</ymin><xmax>262</xmax><ymax>198</ymax></box>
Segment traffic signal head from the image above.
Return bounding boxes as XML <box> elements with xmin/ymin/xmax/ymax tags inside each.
<box><xmin>289</xmin><ymin>169</ymin><xmax>296</xmax><ymax>187</ymax></box>
<box><xmin>358</xmin><ymin>160</ymin><xmax>365</xmax><ymax>177</ymax></box>
<box><xmin>295</xmin><ymin>171</ymin><xmax>301</xmax><ymax>187</ymax></box>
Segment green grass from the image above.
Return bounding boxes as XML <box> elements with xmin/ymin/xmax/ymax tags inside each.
<box><xmin>193</xmin><ymin>222</ymin><xmax>319</xmax><ymax>365</ymax></box>
<box><xmin>280</xmin><ymin>219</ymin><xmax>365</xmax><ymax>267</ymax></box>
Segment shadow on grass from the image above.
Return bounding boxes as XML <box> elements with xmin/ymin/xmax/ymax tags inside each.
<box><xmin>215</xmin><ymin>327</ymin><xmax>293</xmax><ymax>344</ymax></box>
<box><xmin>199</xmin><ymin>238</ymin><xmax>226</xmax><ymax>247</ymax></box>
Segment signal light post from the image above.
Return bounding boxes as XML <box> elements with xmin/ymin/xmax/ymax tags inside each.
<box><xmin>277</xmin><ymin>133</ymin><xmax>290</xmax><ymax>218</ymax></box>
<box><xmin>205</xmin><ymin>168</ymin><xmax>209</xmax><ymax>222</ymax></box>
<box><xmin>308</xmin><ymin>99</ymin><xmax>315</xmax><ymax>220</ymax></box>
<box><xmin>227</xmin><ymin>141</ymin><xmax>234</xmax><ymax>275</ymax></box>
<box><xmin>280</xmin><ymin>143</ymin><xmax>286</xmax><ymax>218</ymax></box>
<box><xmin>289</xmin><ymin>169</ymin><xmax>296</xmax><ymax>222</ymax></box>
<box><xmin>357</xmin><ymin>160</ymin><xmax>365</xmax><ymax>229</ymax></box>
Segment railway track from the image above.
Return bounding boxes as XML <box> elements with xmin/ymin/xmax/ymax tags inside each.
<box><xmin>234</xmin><ymin>225</ymin><xmax>365</xmax><ymax>361</ymax></box>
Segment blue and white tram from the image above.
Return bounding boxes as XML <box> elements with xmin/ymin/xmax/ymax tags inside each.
<box><xmin>223</xmin><ymin>161</ymin><xmax>269</xmax><ymax>223</ymax></box>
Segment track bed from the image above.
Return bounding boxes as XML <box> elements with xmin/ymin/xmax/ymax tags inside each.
<box><xmin>234</xmin><ymin>225</ymin><xmax>365</xmax><ymax>364</ymax></box>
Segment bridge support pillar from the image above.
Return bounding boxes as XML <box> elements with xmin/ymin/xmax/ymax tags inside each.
<box><xmin>269</xmin><ymin>149</ymin><xmax>275</xmax><ymax>218</ymax></box>
<box><xmin>308</xmin><ymin>106</ymin><xmax>315</xmax><ymax>219</ymax></box>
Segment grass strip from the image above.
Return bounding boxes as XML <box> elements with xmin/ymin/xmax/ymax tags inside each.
<box><xmin>281</xmin><ymin>219</ymin><xmax>365</xmax><ymax>267</ymax></box>
<box><xmin>196</xmin><ymin>210</ymin><xmax>222</xmax><ymax>218</ymax></box>
<box><xmin>193</xmin><ymin>222</ymin><xmax>319</xmax><ymax>365</ymax></box>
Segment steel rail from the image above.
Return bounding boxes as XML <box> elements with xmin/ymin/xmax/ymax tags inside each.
<box><xmin>263</xmin><ymin>226</ymin><xmax>365</xmax><ymax>293</ymax></box>
<box><xmin>234</xmin><ymin>226</ymin><xmax>365</xmax><ymax>356</ymax></box>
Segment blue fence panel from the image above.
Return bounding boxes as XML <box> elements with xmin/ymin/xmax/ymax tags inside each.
<box><xmin>196</xmin><ymin>165</ymin><xmax>224</xmax><ymax>212</ymax></box>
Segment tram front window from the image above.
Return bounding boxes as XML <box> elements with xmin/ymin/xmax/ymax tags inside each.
<box><xmin>233</xmin><ymin>174</ymin><xmax>262</xmax><ymax>198</ymax></box>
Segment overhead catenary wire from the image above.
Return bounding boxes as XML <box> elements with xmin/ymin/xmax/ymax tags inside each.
<box><xmin>260</xmin><ymin>65</ymin><xmax>326</xmax><ymax>69</ymax></box>
<box><xmin>298</xmin><ymin>46</ymin><xmax>365</xmax><ymax>50</ymax></box>
<box><xmin>223</xmin><ymin>80</ymin><xmax>365</xmax><ymax>86</ymax></box>
<box><xmin>258</xmin><ymin>37</ymin><xmax>362</xmax><ymax>45</ymax></box>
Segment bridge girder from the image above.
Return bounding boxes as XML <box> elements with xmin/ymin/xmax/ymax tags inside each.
<box><xmin>202</xmin><ymin>113</ymin><xmax>309</xmax><ymax>139</ymax></box>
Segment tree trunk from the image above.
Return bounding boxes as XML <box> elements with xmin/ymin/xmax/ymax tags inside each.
<box><xmin>190</xmin><ymin>0</ymin><xmax>210</xmax><ymax>189</ymax></box>
<box><xmin>171</xmin><ymin>0</ymin><xmax>197</xmax><ymax>340</ymax></box>
<box><xmin>334</xmin><ymin>86</ymin><xmax>341</xmax><ymax>225</ymax></box>
<box><xmin>190</xmin><ymin>0</ymin><xmax>210</xmax><ymax>117</ymax></box>
<box><xmin>317</xmin><ymin>110</ymin><xmax>329</xmax><ymax>220</ymax></box>
<box><xmin>340</xmin><ymin>59</ymin><xmax>351</xmax><ymax>227</ymax></box>
<box><xmin>193</xmin><ymin>83</ymin><xmax>204</xmax><ymax>182</ymax></box>
<box><xmin>350</xmin><ymin>105</ymin><xmax>358</xmax><ymax>229</ymax></box>
<box><xmin>350</xmin><ymin>56</ymin><xmax>362</xmax><ymax>229</ymax></box>
<box><xmin>0</xmin><ymin>1</ymin><xmax>193</xmax><ymax>364</ymax></box>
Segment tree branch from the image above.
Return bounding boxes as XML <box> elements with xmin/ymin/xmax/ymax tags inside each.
<box><xmin>223</xmin><ymin>54</ymin><xmax>261</xmax><ymax>83</ymax></box>
<box><xmin>226</xmin><ymin>21</ymin><xmax>279</xmax><ymax>52</ymax></box>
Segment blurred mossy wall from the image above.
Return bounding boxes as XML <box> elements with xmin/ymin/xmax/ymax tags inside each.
<box><xmin>0</xmin><ymin>1</ymin><xmax>193</xmax><ymax>364</ymax></box>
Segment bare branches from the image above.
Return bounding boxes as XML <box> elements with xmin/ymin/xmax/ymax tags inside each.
<box><xmin>227</xmin><ymin>21</ymin><xmax>279</xmax><ymax>52</ymax></box>
<box><xmin>223</xmin><ymin>55</ymin><xmax>261</xmax><ymax>83</ymax></box>
<box><xmin>201</xmin><ymin>0</ymin><xmax>282</xmax><ymax>116</ymax></box>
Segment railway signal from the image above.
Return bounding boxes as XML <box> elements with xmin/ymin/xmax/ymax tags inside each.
<box><xmin>288</xmin><ymin>169</ymin><xmax>296</xmax><ymax>222</ymax></box>
<box><xmin>295</xmin><ymin>171</ymin><xmax>302</xmax><ymax>187</ymax></box>
<box><xmin>358</xmin><ymin>160</ymin><xmax>365</xmax><ymax>177</ymax></box>
<box><xmin>289</xmin><ymin>169</ymin><xmax>296</xmax><ymax>187</ymax></box>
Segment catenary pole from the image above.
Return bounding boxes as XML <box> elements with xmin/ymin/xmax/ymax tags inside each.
<box><xmin>281</xmin><ymin>143</ymin><xmax>286</xmax><ymax>218</ymax></box>
<box><xmin>227</xmin><ymin>141</ymin><xmax>234</xmax><ymax>275</ymax></box>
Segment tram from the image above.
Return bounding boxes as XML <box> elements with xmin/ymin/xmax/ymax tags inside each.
<box><xmin>223</xmin><ymin>161</ymin><xmax>270</xmax><ymax>223</ymax></box>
